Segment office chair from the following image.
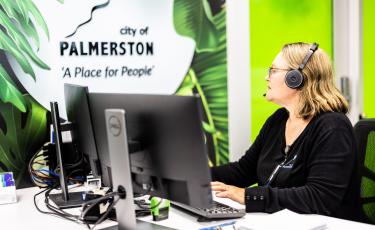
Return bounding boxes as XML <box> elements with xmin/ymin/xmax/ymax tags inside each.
<box><xmin>354</xmin><ymin>119</ymin><xmax>375</xmax><ymax>223</ymax></box>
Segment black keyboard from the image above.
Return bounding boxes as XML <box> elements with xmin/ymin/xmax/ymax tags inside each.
<box><xmin>171</xmin><ymin>200</ymin><xmax>245</xmax><ymax>220</ymax></box>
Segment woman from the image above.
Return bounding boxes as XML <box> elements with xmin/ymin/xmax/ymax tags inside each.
<box><xmin>211</xmin><ymin>42</ymin><xmax>361</xmax><ymax>221</ymax></box>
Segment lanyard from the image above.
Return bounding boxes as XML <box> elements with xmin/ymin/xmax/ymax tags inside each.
<box><xmin>265</xmin><ymin>146</ymin><xmax>297</xmax><ymax>186</ymax></box>
<box><xmin>265</xmin><ymin>158</ymin><xmax>287</xmax><ymax>186</ymax></box>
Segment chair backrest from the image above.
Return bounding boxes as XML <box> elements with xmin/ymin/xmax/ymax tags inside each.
<box><xmin>354</xmin><ymin>119</ymin><xmax>375</xmax><ymax>223</ymax></box>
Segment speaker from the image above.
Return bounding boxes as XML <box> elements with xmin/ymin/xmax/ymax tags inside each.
<box><xmin>285</xmin><ymin>42</ymin><xmax>319</xmax><ymax>89</ymax></box>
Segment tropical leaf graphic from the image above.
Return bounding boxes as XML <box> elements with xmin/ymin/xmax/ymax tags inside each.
<box><xmin>173</xmin><ymin>0</ymin><xmax>220</xmax><ymax>53</ymax></box>
<box><xmin>0</xmin><ymin>95</ymin><xmax>47</xmax><ymax>186</ymax></box>
<box><xmin>0</xmin><ymin>65</ymin><xmax>26</xmax><ymax>112</ymax></box>
<box><xmin>0</xmin><ymin>0</ymin><xmax>56</xmax><ymax>187</ymax></box>
<box><xmin>0</xmin><ymin>0</ymin><xmax>51</xmax><ymax>110</ymax></box>
<box><xmin>175</xmin><ymin>6</ymin><xmax>228</xmax><ymax>166</ymax></box>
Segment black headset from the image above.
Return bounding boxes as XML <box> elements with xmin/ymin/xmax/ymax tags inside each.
<box><xmin>285</xmin><ymin>42</ymin><xmax>319</xmax><ymax>89</ymax></box>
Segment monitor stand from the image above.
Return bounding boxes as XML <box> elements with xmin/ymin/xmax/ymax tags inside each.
<box><xmin>50</xmin><ymin>102</ymin><xmax>86</xmax><ymax>209</ymax></box>
<box><xmin>49</xmin><ymin>192</ymin><xmax>85</xmax><ymax>209</ymax></box>
<box><xmin>105</xmin><ymin>109</ymin><xmax>136</xmax><ymax>230</ymax></box>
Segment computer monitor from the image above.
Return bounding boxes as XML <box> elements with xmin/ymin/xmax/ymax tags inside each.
<box><xmin>64</xmin><ymin>84</ymin><xmax>101</xmax><ymax>178</ymax></box>
<box><xmin>88</xmin><ymin>92</ymin><xmax>213</xmax><ymax>208</ymax></box>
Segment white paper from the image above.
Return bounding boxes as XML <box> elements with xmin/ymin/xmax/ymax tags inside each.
<box><xmin>235</xmin><ymin>209</ymin><xmax>327</xmax><ymax>230</ymax></box>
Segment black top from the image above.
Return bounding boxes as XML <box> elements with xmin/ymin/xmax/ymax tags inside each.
<box><xmin>211</xmin><ymin>108</ymin><xmax>361</xmax><ymax>221</ymax></box>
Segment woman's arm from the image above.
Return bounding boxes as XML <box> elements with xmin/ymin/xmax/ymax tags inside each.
<box><xmin>211</xmin><ymin>141</ymin><xmax>261</xmax><ymax>187</ymax></box>
<box><xmin>210</xmin><ymin>110</ymin><xmax>275</xmax><ymax>187</ymax></box>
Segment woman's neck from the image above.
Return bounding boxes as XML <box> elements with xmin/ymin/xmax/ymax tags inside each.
<box><xmin>284</xmin><ymin>106</ymin><xmax>311</xmax><ymax>146</ymax></box>
<box><xmin>284</xmin><ymin>103</ymin><xmax>301</xmax><ymax>123</ymax></box>
<box><xmin>288</xmin><ymin>111</ymin><xmax>302</xmax><ymax>123</ymax></box>
<box><xmin>284</xmin><ymin>104</ymin><xmax>311</xmax><ymax>128</ymax></box>
<box><xmin>281</xmin><ymin>94</ymin><xmax>303</xmax><ymax>122</ymax></box>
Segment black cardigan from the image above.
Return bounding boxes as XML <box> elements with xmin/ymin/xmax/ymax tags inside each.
<box><xmin>211</xmin><ymin>108</ymin><xmax>361</xmax><ymax>221</ymax></box>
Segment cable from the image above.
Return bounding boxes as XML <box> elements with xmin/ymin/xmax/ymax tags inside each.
<box><xmin>135</xmin><ymin>210</ymin><xmax>151</xmax><ymax>217</ymax></box>
<box><xmin>28</xmin><ymin>142</ymin><xmax>87</xmax><ymax>188</ymax></box>
<box><xmin>33</xmin><ymin>187</ymin><xmax>54</xmax><ymax>214</ymax></box>
<box><xmin>33</xmin><ymin>185</ymin><xmax>132</xmax><ymax>229</ymax></box>
<box><xmin>62</xmin><ymin>143</ymin><xmax>86</xmax><ymax>170</ymax></box>
<box><xmin>88</xmin><ymin>196</ymin><xmax>120</xmax><ymax>230</ymax></box>
<box><xmin>29</xmin><ymin>145</ymin><xmax>57</xmax><ymax>188</ymax></box>
<box><xmin>33</xmin><ymin>187</ymin><xmax>80</xmax><ymax>223</ymax></box>
<box><xmin>30</xmin><ymin>144</ymin><xmax>121</xmax><ymax>228</ymax></box>
<box><xmin>39</xmin><ymin>169</ymin><xmax>60</xmax><ymax>177</ymax></box>
<box><xmin>44</xmin><ymin>188</ymin><xmax>80</xmax><ymax>220</ymax></box>
<box><xmin>134</xmin><ymin>198</ymin><xmax>151</xmax><ymax>209</ymax></box>
<box><xmin>133</xmin><ymin>196</ymin><xmax>163</xmax><ymax>219</ymax></box>
<box><xmin>80</xmin><ymin>191</ymin><xmax>119</xmax><ymax>221</ymax></box>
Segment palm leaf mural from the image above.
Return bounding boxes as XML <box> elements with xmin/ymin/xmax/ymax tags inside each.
<box><xmin>0</xmin><ymin>0</ymin><xmax>53</xmax><ymax>108</ymax></box>
<box><xmin>173</xmin><ymin>0</ymin><xmax>220</xmax><ymax>53</ymax></box>
<box><xmin>0</xmin><ymin>65</ymin><xmax>26</xmax><ymax>112</ymax></box>
<box><xmin>0</xmin><ymin>0</ymin><xmax>57</xmax><ymax>186</ymax></box>
<box><xmin>174</xmin><ymin>2</ymin><xmax>228</xmax><ymax>166</ymax></box>
<box><xmin>0</xmin><ymin>95</ymin><xmax>47</xmax><ymax>186</ymax></box>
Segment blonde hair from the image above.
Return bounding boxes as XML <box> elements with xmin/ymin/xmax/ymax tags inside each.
<box><xmin>281</xmin><ymin>42</ymin><xmax>349</xmax><ymax>119</ymax></box>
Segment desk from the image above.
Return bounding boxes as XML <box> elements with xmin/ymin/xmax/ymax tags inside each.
<box><xmin>137</xmin><ymin>196</ymin><xmax>375</xmax><ymax>230</ymax></box>
<box><xmin>1</xmin><ymin>187</ymin><xmax>374</xmax><ymax>230</ymax></box>
<box><xmin>0</xmin><ymin>187</ymin><xmax>169</xmax><ymax>230</ymax></box>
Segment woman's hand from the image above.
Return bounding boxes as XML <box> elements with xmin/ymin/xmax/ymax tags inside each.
<box><xmin>211</xmin><ymin>181</ymin><xmax>245</xmax><ymax>204</ymax></box>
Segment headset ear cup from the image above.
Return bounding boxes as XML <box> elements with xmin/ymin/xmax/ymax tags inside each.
<box><xmin>285</xmin><ymin>70</ymin><xmax>304</xmax><ymax>89</ymax></box>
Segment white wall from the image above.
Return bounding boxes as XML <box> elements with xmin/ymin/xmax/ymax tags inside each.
<box><xmin>226</xmin><ymin>0</ymin><xmax>251</xmax><ymax>162</ymax></box>
<box><xmin>334</xmin><ymin>0</ymin><xmax>363</xmax><ymax>124</ymax></box>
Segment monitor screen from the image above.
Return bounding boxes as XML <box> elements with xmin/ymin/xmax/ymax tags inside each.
<box><xmin>64</xmin><ymin>84</ymin><xmax>101</xmax><ymax>177</ymax></box>
<box><xmin>88</xmin><ymin>92</ymin><xmax>213</xmax><ymax>208</ymax></box>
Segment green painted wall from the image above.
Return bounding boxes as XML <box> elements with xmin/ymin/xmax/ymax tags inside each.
<box><xmin>363</xmin><ymin>0</ymin><xmax>375</xmax><ymax>118</ymax></box>
<box><xmin>250</xmin><ymin>0</ymin><xmax>333</xmax><ymax>140</ymax></box>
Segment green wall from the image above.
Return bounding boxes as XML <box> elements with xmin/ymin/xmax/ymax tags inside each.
<box><xmin>363</xmin><ymin>0</ymin><xmax>375</xmax><ymax>118</ymax></box>
<box><xmin>250</xmin><ymin>0</ymin><xmax>333</xmax><ymax>140</ymax></box>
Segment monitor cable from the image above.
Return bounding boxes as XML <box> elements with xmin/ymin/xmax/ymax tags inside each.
<box><xmin>33</xmin><ymin>186</ymin><xmax>123</xmax><ymax>230</ymax></box>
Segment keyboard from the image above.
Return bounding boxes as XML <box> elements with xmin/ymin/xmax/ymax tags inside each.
<box><xmin>171</xmin><ymin>200</ymin><xmax>245</xmax><ymax>220</ymax></box>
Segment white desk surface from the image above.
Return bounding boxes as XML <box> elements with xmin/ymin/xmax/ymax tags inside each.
<box><xmin>0</xmin><ymin>186</ymin><xmax>117</xmax><ymax>230</ymax></box>
<box><xmin>1</xmin><ymin>187</ymin><xmax>374</xmax><ymax>230</ymax></box>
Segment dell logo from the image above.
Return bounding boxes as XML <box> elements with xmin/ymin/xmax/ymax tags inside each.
<box><xmin>108</xmin><ymin>115</ymin><xmax>122</xmax><ymax>137</ymax></box>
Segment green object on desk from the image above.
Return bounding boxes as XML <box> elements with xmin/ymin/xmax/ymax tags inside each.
<box><xmin>150</xmin><ymin>197</ymin><xmax>170</xmax><ymax>221</ymax></box>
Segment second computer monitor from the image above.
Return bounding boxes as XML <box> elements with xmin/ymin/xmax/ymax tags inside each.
<box><xmin>88</xmin><ymin>93</ymin><xmax>213</xmax><ymax>208</ymax></box>
<box><xmin>64</xmin><ymin>84</ymin><xmax>101</xmax><ymax>177</ymax></box>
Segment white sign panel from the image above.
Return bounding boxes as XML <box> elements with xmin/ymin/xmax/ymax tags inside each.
<box><xmin>7</xmin><ymin>0</ymin><xmax>195</xmax><ymax>118</ymax></box>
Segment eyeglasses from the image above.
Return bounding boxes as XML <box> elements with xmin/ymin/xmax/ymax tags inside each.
<box><xmin>268</xmin><ymin>67</ymin><xmax>291</xmax><ymax>77</ymax></box>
